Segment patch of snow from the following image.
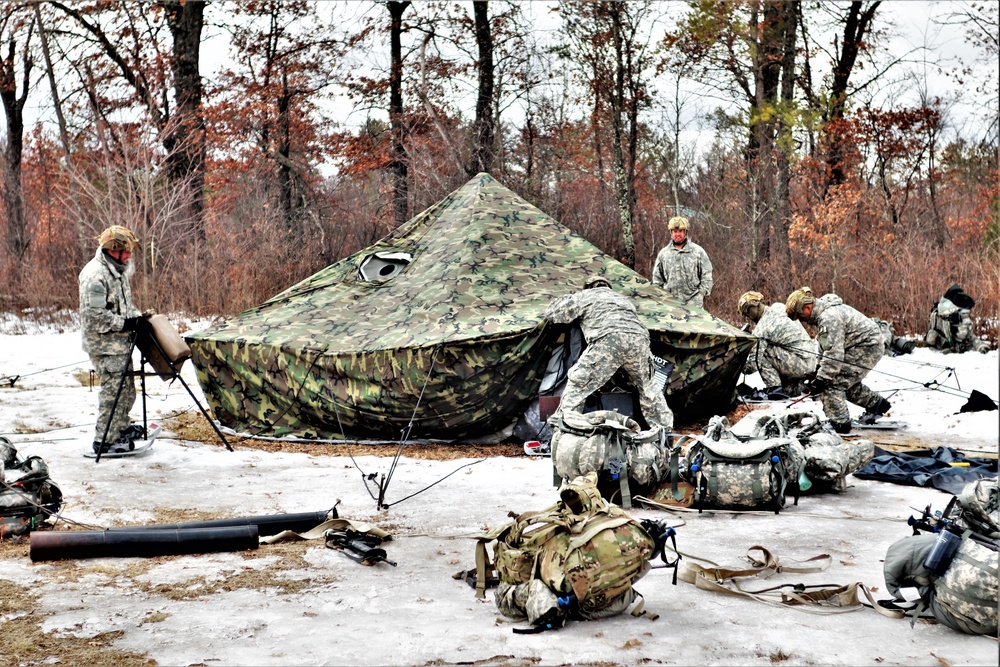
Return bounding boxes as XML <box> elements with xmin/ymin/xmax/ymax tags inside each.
<box><xmin>1</xmin><ymin>325</ymin><xmax>997</xmax><ymax>666</ymax></box>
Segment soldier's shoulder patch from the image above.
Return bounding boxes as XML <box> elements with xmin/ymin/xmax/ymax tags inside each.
<box><xmin>88</xmin><ymin>281</ymin><xmax>107</xmax><ymax>309</ymax></box>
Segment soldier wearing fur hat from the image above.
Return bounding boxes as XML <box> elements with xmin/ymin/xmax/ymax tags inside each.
<box><xmin>651</xmin><ymin>216</ymin><xmax>713</xmax><ymax>308</ymax></box>
<box><xmin>926</xmin><ymin>284</ymin><xmax>990</xmax><ymax>353</ymax></box>
<box><xmin>542</xmin><ymin>275</ymin><xmax>673</xmax><ymax>433</ymax></box>
<box><xmin>79</xmin><ymin>225</ymin><xmax>152</xmax><ymax>454</ymax></box>
<box><xmin>785</xmin><ymin>287</ymin><xmax>890</xmax><ymax>434</ymax></box>
<box><xmin>737</xmin><ymin>291</ymin><xmax>818</xmax><ymax>398</ymax></box>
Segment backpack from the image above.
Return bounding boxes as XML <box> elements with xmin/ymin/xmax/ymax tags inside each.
<box><xmin>956</xmin><ymin>478</ymin><xmax>999</xmax><ymax>538</ymax></box>
<box><xmin>762</xmin><ymin>411</ymin><xmax>874</xmax><ymax>493</ymax></box>
<box><xmin>883</xmin><ymin>479</ymin><xmax>999</xmax><ymax>635</ymax></box>
<box><xmin>1</xmin><ymin>437</ymin><xmax>63</xmax><ymax>537</ymax></box>
<box><xmin>675</xmin><ymin>416</ymin><xmax>804</xmax><ymax>512</ymax></box>
<box><xmin>550</xmin><ymin>410</ymin><xmax>666</xmax><ymax>508</ymax></box>
<box><xmin>463</xmin><ymin>473</ymin><xmax>671</xmax><ymax>632</ymax></box>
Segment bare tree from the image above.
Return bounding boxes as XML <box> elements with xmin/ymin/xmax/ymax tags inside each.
<box><xmin>664</xmin><ymin>0</ymin><xmax>798</xmax><ymax>285</ymax></box>
<box><xmin>467</xmin><ymin>0</ymin><xmax>495</xmax><ymax>176</ymax></box>
<box><xmin>0</xmin><ymin>6</ymin><xmax>33</xmax><ymax>259</ymax></box>
<box><xmin>561</xmin><ymin>1</ymin><xmax>658</xmax><ymax>269</ymax></box>
<box><xmin>48</xmin><ymin>0</ymin><xmax>207</xmax><ymax>234</ymax></box>
<box><xmin>388</xmin><ymin>1</ymin><xmax>411</xmax><ymax>225</ymax></box>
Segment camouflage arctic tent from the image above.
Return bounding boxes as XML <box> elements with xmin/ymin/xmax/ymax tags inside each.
<box><xmin>186</xmin><ymin>173</ymin><xmax>753</xmax><ymax>442</ymax></box>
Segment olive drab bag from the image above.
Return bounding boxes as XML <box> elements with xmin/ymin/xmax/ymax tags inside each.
<box><xmin>668</xmin><ymin>416</ymin><xmax>804</xmax><ymax>512</ymax></box>
<box><xmin>1</xmin><ymin>437</ymin><xmax>63</xmax><ymax>537</ymax></box>
<box><xmin>460</xmin><ymin>473</ymin><xmax>666</xmax><ymax>632</ymax></box>
<box><xmin>550</xmin><ymin>409</ymin><xmax>666</xmax><ymax>508</ymax></box>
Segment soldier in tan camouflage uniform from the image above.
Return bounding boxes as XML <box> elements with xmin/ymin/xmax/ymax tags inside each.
<box><xmin>543</xmin><ymin>276</ymin><xmax>674</xmax><ymax>432</ymax></box>
<box><xmin>738</xmin><ymin>291</ymin><xmax>818</xmax><ymax>396</ymax></box>
<box><xmin>651</xmin><ymin>216</ymin><xmax>713</xmax><ymax>308</ymax></box>
<box><xmin>79</xmin><ymin>225</ymin><xmax>150</xmax><ymax>454</ymax></box>
<box><xmin>786</xmin><ymin>287</ymin><xmax>890</xmax><ymax>434</ymax></box>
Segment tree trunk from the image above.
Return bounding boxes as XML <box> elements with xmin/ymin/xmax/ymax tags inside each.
<box><xmin>746</xmin><ymin>0</ymin><xmax>797</xmax><ymax>287</ymax></box>
<box><xmin>609</xmin><ymin>5</ymin><xmax>634</xmax><ymax>269</ymax></box>
<box><xmin>0</xmin><ymin>30</ymin><xmax>31</xmax><ymax>259</ymax></box>
<box><xmin>771</xmin><ymin>0</ymin><xmax>798</xmax><ymax>283</ymax></box>
<box><xmin>826</xmin><ymin>1</ymin><xmax>881</xmax><ymax>187</ymax></box>
<box><xmin>34</xmin><ymin>3</ymin><xmax>71</xmax><ymax>159</ymax></box>
<box><xmin>163</xmin><ymin>0</ymin><xmax>206</xmax><ymax>234</ymax></box>
<box><xmin>467</xmin><ymin>0</ymin><xmax>495</xmax><ymax>177</ymax></box>
<box><xmin>388</xmin><ymin>1</ymin><xmax>411</xmax><ymax>226</ymax></box>
<box><xmin>277</xmin><ymin>68</ymin><xmax>293</xmax><ymax>229</ymax></box>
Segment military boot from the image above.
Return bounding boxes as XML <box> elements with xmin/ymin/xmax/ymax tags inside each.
<box><xmin>119</xmin><ymin>424</ymin><xmax>146</xmax><ymax>442</ymax></box>
<box><xmin>830</xmin><ymin>420</ymin><xmax>852</xmax><ymax>434</ymax></box>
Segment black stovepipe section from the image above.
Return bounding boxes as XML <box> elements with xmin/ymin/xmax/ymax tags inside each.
<box><xmin>105</xmin><ymin>510</ymin><xmax>331</xmax><ymax>537</ymax></box>
<box><xmin>30</xmin><ymin>525</ymin><xmax>259</xmax><ymax>562</ymax></box>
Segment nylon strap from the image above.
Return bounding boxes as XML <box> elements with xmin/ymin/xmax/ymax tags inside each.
<box><xmin>612</xmin><ymin>433</ymin><xmax>632</xmax><ymax>509</ymax></box>
<box><xmin>677</xmin><ymin>545</ymin><xmax>904</xmax><ymax>619</ymax></box>
<box><xmin>259</xmin><ymin>518</ymin><xmax>389</xmax><ymax>544</ymax></box>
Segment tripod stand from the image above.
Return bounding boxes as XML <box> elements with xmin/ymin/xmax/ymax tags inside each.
<box><xmin>95</xmin><ymin>324</ymin><xmax>232</xmax><ymax>463</ymax></box>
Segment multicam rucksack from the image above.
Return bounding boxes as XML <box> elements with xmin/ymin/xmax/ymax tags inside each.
<box><xmin>883</xmin><ymin>478</ymin><xmax>999</xmax><ymax>635</ymax></box>
<box><xmin>550</xmin><ymin>410</ymin><xmax>666</xmax><ymax>508</ymax></box>
<box><xmin>462</xmin><ymin>473</ymin><xmax>672</xmax><ymax>632</ymax></box>
<box><xmin>1</xmin><ymin>437</ymin><xmax>63</xmax><ymax>537</ymax></box>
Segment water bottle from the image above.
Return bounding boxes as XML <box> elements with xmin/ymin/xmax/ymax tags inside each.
<box><xmin>922</xmin><ymin>529</ymin><xmax>962</xmax><ymax>576</ymax></box>
<box><xmin>798</xmin><ymin>470</ymin><xmax>812</xmax><ymax>492</ymax></box>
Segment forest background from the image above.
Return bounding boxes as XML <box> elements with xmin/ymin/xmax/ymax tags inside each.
<box><xmin>0</xmin><ymin>0</ymin><xmax>996</xmax><ymax>340</ymax></box>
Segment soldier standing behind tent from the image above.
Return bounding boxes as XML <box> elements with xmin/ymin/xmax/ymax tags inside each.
<box><xmin>926</xmin><ymin>284</ymin><xmax>990</xmax><ymax>353</ymax></box>
<box><xmin>651</xmin><ymin>216</ymin><xmax>713</xmax><ymax>308</ymax></box>
<box><xmin>785</xmin><ymin>287</ymin><xmax>890</xmax><ymax>434</ymax></box>
<box><xmin>79</xmin><ymin>225</ymin><xmax>151</xmax><ymax>454</ymax></box>
<box><xmin>542</xmin><ymin>276</ymin><xmax>674</xmax><ymax>433</ymax></box>
<box><xmin>737</xmin><ymin>291</ymin><xmax>818</xmax><ymax>398</ymax></box>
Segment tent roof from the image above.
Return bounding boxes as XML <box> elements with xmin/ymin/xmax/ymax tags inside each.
<box><xmin>189</xmin><ymin>173</ymin><xmax>744</xmax><ymax>352</ymax></box>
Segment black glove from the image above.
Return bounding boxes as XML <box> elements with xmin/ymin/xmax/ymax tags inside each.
<box><xmin>806</xmin><ymin>377</ymin><xmax>830</xmax><ymax>394</ymax></box>
<box><xmin>763</xmin><ymin>386</ymin><xmax>790</xmax><ymax>400</ymax></box>
<box><xmin>122</xmin><ymin>316</ymin><xmax>152</xmax><ymax>334</ymax></box>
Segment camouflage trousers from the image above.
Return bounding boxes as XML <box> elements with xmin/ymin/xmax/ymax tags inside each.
<box><xmin>555</xmin><ymin>331</ymin><xmax>674</xmax><ymax>432</ymax></box>
<box><xmin>745</xmin><ymin>345</ymin><xmax>817</xmax><ymax>391</ymax></box>
<box><xmin>818</xmin><ymin>342</ymin><xmax>884</xmax><ymax>424</ymax></box>
<box><xmin>91</xmin><ymin>353</ymin><xmax>136</xmax><ymax>444</ymax></box>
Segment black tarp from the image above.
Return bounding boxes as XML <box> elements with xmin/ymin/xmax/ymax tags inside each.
<box><xmin>853</xmin><ymin>446</ymin><xmax>998</xmax><ymax>495</ymax></box>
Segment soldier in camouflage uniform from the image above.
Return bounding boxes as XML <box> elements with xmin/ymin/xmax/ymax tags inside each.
<box><xmin>926</xmin><ymin>284</ymin><xmax>990</xmax><ymax>353</ymax></box>
<box><xmin>738</xmin><ymin>291</ymin><xmax>818</xmax><ymax>397</ymax></box>
<box><xmin>543</xmin><ymin>276</ymin><xmax>673</xmax><ymax>432</ymax></box>
<box><xmin>786</xmin><ymin>287</ymin><xmax>890</xmax><ymax>434</ymax></box>
<box><xmin>79</xmin><ymin>225</ymin><xmax>150</xmax><ymax>454</ymax></box>
<box><xmin>651</xmin><ymin>216</ymin><xmax>713</xmax><ymax>308</ymax></box>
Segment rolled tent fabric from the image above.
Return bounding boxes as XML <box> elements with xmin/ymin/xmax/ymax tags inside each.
<box><xmin>30</xmin><ymin>526</ymin><xmax>259</xmax><ymax>562</ymax></box>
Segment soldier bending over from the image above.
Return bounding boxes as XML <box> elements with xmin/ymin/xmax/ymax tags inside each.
<box><xmin>543</xmin><ymin>275</ymin><xmax>673</xmax><ymax>433</ymax></box>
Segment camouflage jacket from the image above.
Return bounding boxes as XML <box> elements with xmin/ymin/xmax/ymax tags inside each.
<box><xmin>543</xmin><ymin>286</ymin><xmax>648</xmax><ymax>344</ymax></box>
<box><xmin>79</xmin><ymin>247</ymin><xmax>140</xmax><ymax>356</ymax></box>
<box><xmin>651</xmin><ymin>240</ymin><xmax>713</xmax><ymax>306</ymax></box>
<box><xmin>929</xmin><ymin>297</ymin><xmax>983</xmax><ymax>351</ymax></box>
<box><xmin>807</xmin><ymin>294</ymin><xmax>882</xmax><ymax>382</ymax></box>
<box><xmin>748</xmin><ymin>303</ymin><xmax>818</xmax><ymax>386</ymax></box>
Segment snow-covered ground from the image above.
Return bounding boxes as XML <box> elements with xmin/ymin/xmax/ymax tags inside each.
<box><xmin>1</xmin><ymin>321</ymin><xmax>997</xmax><ymax>666</ymax></box>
